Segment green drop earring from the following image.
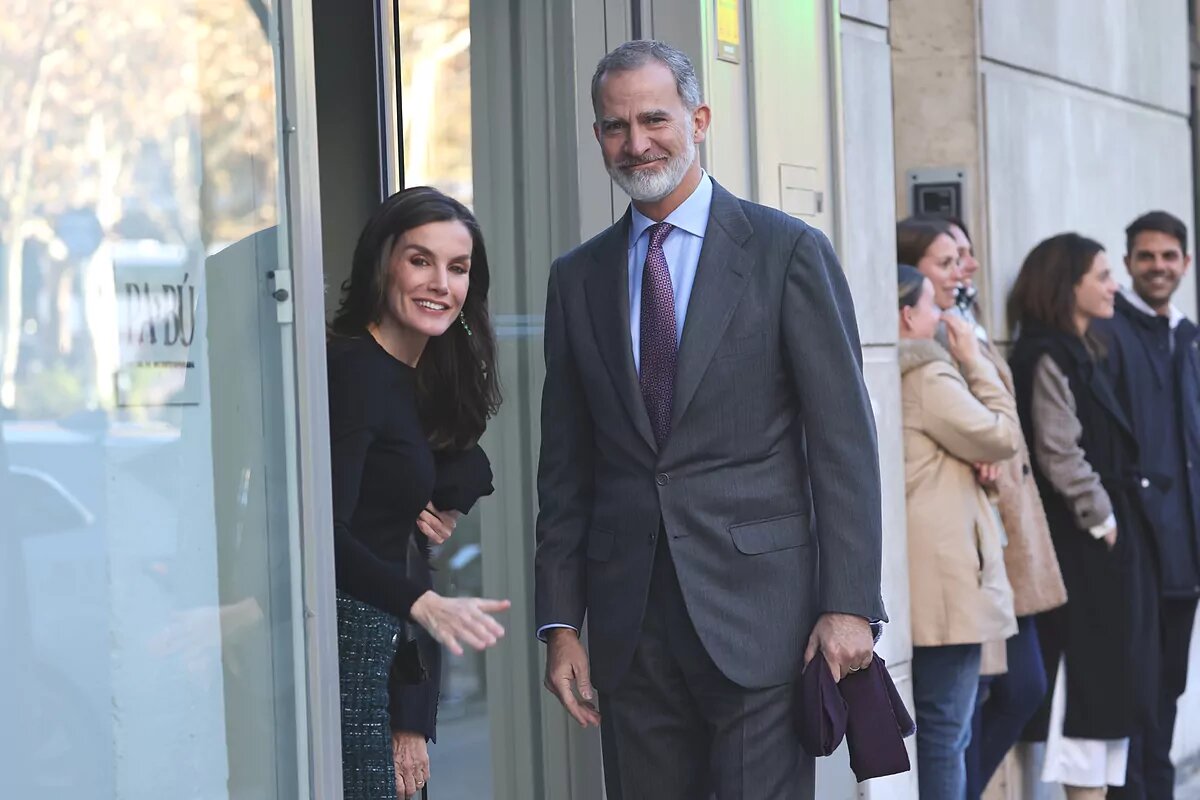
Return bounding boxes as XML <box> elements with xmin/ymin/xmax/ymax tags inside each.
<box><xmin>459</xmin><ymin>311</ymin><xmax>473</xmax><ymax>337</ymax></box>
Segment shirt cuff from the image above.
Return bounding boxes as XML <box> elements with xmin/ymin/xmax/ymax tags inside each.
<box><xmin>537</xmin><ymin>624</ymin><xmax>578</xmax><ymax>642</ymax></box>
<box><xmin>1088</xmin><ymin>514</ymin><xmax>1117</xmax><ymax>539</ymax></box>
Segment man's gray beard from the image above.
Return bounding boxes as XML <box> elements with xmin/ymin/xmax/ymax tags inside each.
<box><xmin>607</xmin><ymin>139</ymin><xmax>696</xmax><ymax>202</ymax></box>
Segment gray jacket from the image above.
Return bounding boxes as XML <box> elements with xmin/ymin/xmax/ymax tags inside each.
<box><xmin>533</xmin><ymin>181</ymin><xmax>886</xmax><ymax>690</ymax></box>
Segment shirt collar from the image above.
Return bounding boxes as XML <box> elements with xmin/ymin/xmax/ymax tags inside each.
<box><xmin>1121</xmin><ymin>286</ymin><xmax>1184</xmax><ymax>329</ymax></box>
<box><xmin>628</xmin><ymin>171</ymin><xmax>713</xmax><ymax>248</ymax></box>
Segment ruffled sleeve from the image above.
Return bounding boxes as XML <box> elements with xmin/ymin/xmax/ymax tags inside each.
<box><xmin>431</xmin><ymin>444</ymin><xmax>495</xmax><ymax>514</ymax></box>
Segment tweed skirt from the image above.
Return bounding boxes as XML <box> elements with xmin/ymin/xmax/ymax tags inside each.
<box><xmin>338</xmin><ymin>591</ymin><xmax>404</xmax><ymax>800</ymax></box>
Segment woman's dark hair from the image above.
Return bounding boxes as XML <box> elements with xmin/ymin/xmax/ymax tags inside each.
<box><xmin>1006</xmin><ymin>232</ymin><xmax>1106</xmax><ymax>339</ymax></box>
<box><xmin>897</xmin><ymin>217</ymin><xmax>954</xmax><ymax>266</ymax></box>
<box><xmin>897</xmin><ymin>264</ymin><xmax>925</xmax><ymax>310</ymax></box>
<box><xmin>330</xmin><ymin>186</ymin><xmax>501</xmax><ymax>450</ymax></box>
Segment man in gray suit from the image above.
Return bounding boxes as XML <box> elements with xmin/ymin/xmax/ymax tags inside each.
<box><xmin>535</xmin><ymin>40</ymin><xmax>885</xmax><ymax>799</ymax></box>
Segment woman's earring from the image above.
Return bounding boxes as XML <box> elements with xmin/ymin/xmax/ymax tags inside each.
<box><xmin>459</xmin><ymin>311</ymin><xmax>473</xmax><ymax>337</ymax></box>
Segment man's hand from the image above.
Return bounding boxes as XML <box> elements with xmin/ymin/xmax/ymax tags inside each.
<box><xmin>803</xmin><ymin>612</ymin><xmax>874</xmax><ymax>682</ymax></box>
<box><xmin>543</xmin><ymin>628</ymin><xmax>601</xmax><ymax>728</ymax></box>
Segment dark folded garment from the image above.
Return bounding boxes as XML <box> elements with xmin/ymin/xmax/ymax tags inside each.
<box><xmin>795</xmin><ymin>648</ymin><xmax>848</xmax><ymax>757</ymax></box>
<box><xmin>794</xmin><ymin>653</ymin><xmax>915</xmax><ymax>782</ymax></box>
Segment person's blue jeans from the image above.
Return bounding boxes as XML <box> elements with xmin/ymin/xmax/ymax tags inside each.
<box><xmin>913</xmin><ymin>643</ymin><xmax>982</xmax><ymax>800</ymax></box>
<box><xmin>965</xmin><ymin>616</ymin><xmax>1048</xmax><ymax>799</ymax></box>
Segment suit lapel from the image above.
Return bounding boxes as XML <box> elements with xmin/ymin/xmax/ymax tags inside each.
<box><xmin>670</xmin><ymin>183</ymin><xmax>755</xmax><ymax>430</ymax></box>
<box><xmin>583</xmin><ymin>210</ymin><xmax>658</xmax><ymax>452</ymax></box>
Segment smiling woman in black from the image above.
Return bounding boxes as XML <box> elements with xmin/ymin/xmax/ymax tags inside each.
<box><xmin>328</xmin><ymin>187</ymin><xmax>506</xmax><ymax>800</ymax></box>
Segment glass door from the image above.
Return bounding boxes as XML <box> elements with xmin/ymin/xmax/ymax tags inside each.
<box><xmin>0</xmin><ymin>1</ymin><xmax>311</xmax><ymax>796</ymax></box>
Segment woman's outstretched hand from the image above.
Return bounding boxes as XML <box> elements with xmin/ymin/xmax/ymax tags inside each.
<box><xmin>409</xmin><ymin>591</ymin><xmax>511</xmax><ymax>656</ymax></box>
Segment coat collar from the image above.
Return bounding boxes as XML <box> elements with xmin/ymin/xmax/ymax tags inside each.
<box><xmin>897</xmin><ymin>338</ymin><xmax>953</xmax><ymax>375</ymax></box>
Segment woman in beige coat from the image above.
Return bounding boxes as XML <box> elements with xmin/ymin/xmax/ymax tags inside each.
<box><xmin>897</xmin><ymin>264</ymin><xmax>1019</xmax><ymax>799</ymax></box>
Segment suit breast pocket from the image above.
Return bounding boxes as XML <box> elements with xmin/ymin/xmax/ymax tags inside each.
<box><xmin>712</xmin><ymin>332</ymin><xmax>768</xmax><ymax>362</ymax></box>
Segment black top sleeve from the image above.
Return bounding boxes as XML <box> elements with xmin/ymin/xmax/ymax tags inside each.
<box><xmin>431</xmin><ymin>445</ymin><xmax>495</xmax><ymax>514</ymax></box>
<box><xmin>328</xmin><ymin>350</ymin><xmax>426</xmax><ymax>619</ymax></box>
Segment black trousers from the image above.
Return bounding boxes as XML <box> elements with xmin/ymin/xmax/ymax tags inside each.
<box><xmin>1110</xmin><ymin>595</ymin><xmax>1198</xmax><ymax>799</ymax></box>
<box><xmin>598</xmin><ymin>533</ymin><xmax>813</xmax><ymax>800</ymax></box>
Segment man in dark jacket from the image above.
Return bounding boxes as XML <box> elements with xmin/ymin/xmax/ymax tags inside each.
<box><xmin>1095</xmin><ymin>210</ymin><xmax>1200</xmax><ymax>799</ymax></box>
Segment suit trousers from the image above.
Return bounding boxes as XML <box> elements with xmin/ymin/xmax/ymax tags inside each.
<box><xmin>598</xmin><ymin>531</ymin><xmax>813</xmax><ymax>800</ymax></box>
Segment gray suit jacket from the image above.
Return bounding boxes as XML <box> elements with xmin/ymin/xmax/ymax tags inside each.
<box><xmin>534</xmin><ymin>181</ymin><xmax>886</xmax><ymax>691</ymax></box>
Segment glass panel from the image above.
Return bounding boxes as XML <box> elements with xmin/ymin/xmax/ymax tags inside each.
<box><xmin>398</xmin><ymin>2</ymin><xmax>495</xmax><ymax>796</ymax></box>
<box><xmin>0</xmin><ymin>1</ymin><xmax>306</xmax><ymax>797</ymax></box>
<box><xmin>400</xmin><ymin>0</ymin><xmax>473</xmax><ymax>206</ymax></box>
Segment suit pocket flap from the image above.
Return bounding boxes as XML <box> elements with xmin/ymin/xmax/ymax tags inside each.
<box><xmin>587</xmin><ymin>529</ymin><xmax>615</xmax><ymax>561</ymax></box>
<box><xmin>728</xmin><ymin>512</ymin><xmax>810</xmax><ymax>555</ymax></box>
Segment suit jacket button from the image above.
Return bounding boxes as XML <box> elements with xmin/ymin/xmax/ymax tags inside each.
<box><xmin>656</xmin><ymin>473</ymin><xmax>670</xmax><ymax>486</ymax></box>
<box><xmin>1141</xmin><ymin>477</ymin><xmax>1151</xmax><ymax>489</ymax></box>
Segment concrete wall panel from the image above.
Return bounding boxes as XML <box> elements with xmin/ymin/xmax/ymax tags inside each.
<box><xmin>980</xmin><ymin>0</ymin><xmax>1189</xmax><ymax>114</ymax></box>
<box><xmin>981</xmin><ymin>64</ymin><xmax>1196</xmax><ymax>339</ymax></box>
<box><xmin>863</xmin><ymin>346</ymin><xmax>913</xmax><ymax>665</ymax></box>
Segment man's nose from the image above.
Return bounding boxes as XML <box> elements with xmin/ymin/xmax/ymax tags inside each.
<box><xmin>626</xmin><ymin>124</ymin><xmax>651</xmax><ymax>156</ymax></box>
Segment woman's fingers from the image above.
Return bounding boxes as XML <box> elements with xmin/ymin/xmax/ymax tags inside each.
<box><xmin>416</xmin><ymin>511</ymin><xmax>449</xmax><ymax>543</ymax></box>
<box><xmin>475</xmin><ymin>598</ymin><xmax>512</xmax><ymax>613</ymax></box>
<box><xmin>415</xmin><ymin>516</ymin><xmax>444</xmax><ymax>544</ymax></box>
<box><xmin>440</xmin><ymin>630</ymin><xmax>464</xmax><ymax>657</ymax></box>
<box><xmin>398</xmin><ymin>765</ymin><xmax>416</xmax><ymax>798</ymax></box>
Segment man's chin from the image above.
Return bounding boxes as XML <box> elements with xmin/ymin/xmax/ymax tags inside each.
<box><xmin>612</xmin><ymin>175</ymin><xmax>674</xmax><ymax>203</ymax></box>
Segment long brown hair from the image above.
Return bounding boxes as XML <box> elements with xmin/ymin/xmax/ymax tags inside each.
<box><xmin>1007</xmin><ymin>232</ymin><xmax>1106</xmax><ymax>340</ymax></box>
<box><xmin>897</xmin><ymin>217</ymin><xmax>954</xmax><ymax>266</ymax></box>
<box><xmin>330</xmin><ymin>187</ymin><xmax>501</xmax><ymax>450</ymax></box>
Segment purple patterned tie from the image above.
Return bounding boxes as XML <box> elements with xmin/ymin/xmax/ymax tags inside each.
<box><xmin>640</xmin><ymin>222</ymin><xmax>677</xmax><ymax>448</ymax></box>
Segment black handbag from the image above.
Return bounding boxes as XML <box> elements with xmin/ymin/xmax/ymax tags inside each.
<box><xmin>391</xmin><ymin>535</ymin><xmax>431</xmax><ymax>685</ymax></box>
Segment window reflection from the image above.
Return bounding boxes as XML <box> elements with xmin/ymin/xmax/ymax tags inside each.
<box><xmin>400</xmin><ymin>0</ymin><xmax>473</xmax><ymax>206</ymax></box>
<box><xmin>0</xmin><ymin>1</ymin><xmax>301</xmax><ymax>797</ymax></box>
<box><xmin>398</xmin><ymin>2</ymin><xmax>493</xmax><ymax>796</ymax></box>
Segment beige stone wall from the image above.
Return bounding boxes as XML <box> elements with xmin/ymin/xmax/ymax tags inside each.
<box><xmin>890</xmin><ymin>0</ymin><xmax>990</xmax><ymax>325</ymax></box>
<box><xmin>890</xmin><ymin>0</ymin><xmax>1200</xmax><ymax>796</ymax></box>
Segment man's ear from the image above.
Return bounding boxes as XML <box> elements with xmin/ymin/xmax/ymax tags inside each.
<box><xmin>692</xmin><ymin>104</ymin><xmax>712</xmax><ymax>143</ymax></box>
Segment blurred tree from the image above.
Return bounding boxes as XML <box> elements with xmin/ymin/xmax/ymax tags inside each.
<box><xmin>0</xmin><ymin>0</ymin><xmax>280</xmax><ymax>415</ymax></box>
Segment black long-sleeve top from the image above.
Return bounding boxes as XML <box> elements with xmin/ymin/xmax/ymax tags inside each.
<box><xmin>328</xmin><ymin>334</ymin><xmax>434</xmax><ymax>618</ymax></box>
<box><xmin>327</xmin><ymin>333</ymin><xmax>494</xmax><ymax>739</ymax></box>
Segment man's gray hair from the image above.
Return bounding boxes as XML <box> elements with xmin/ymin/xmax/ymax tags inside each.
<box><xmin>590</xmin><ymin>40</ymin><xmax>703</xmax><ymax>117</ymax></box>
